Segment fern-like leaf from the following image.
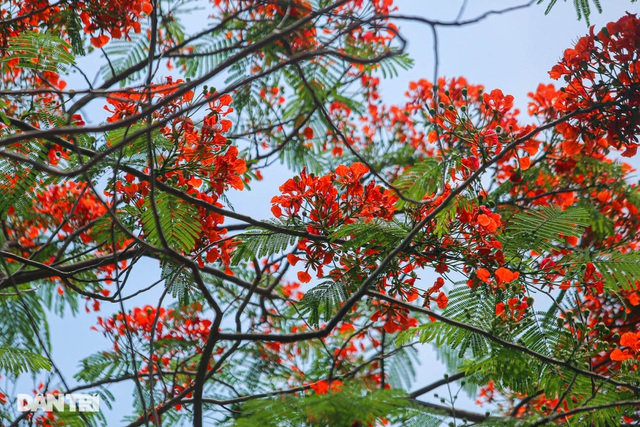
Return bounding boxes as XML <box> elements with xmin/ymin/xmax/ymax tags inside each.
<box><xmin>232</xmin><ymin>225</ymin><xmax>299</xmax><ymax>264</ymax></box>
<box><xmin>100</xmin><ymin>31</ymin><xmax>150</xmax><ymax>84</ymax></box>
<box><xmin>75</xmin><ymin>351</ymin><xmax>130</xmax><ymax>383</ymax></box>
<box><xmin>231</xmin><ymin>383</ymin><xmax>412</xmax><ymax>427</ymax></box>
<box><xmin>0</xmin><ymin>346</ymin><xmax>52</xmax><ymax>375</ymax></box>
<box><xmin>502</xmin><ymin>206</ymin><xmax>590</xmax><ymax>258</ymax></box>
<box><xmin>300</xmin><ymin>281</ymin><xmax>347</xmax><ymax>327</ymax></box>
<box><xmin>537</xmin><ymin>0</ymin><xmax>618</xmax><ymax>24</ymax></box>
<box><xmin>392</xmin><ymin>158</ymin><xmax>441</xmax><ymax>210</ymax></box>
<box><xmin>140</xmin><ymin>193</ymin><xmax>203</xmax><ymax>252</ymax></box>
<box><xmin>592</xmin><ymin>253</ymin><xmax>640</xmax><ymax>291</ymax></box>
<box><xmin>3</xmin><ymin>31</ymin><xmax>75</xmax><ymax>74</ymax></box>
<box><xmin>331</xmin><ymin>218</ymin><xmax>408</xmax><ymax>252</ymax></box>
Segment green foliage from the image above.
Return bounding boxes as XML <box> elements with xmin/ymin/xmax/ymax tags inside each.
<box><xmin>0</xmin><ymin>143</ymin><xmax>55</xmax><ymax>218</ymax></box>
<box><xmin>396</xmin><ymin>285</ymin><xmax>496</xmax><ymax>357</ymax></box>
<box><xmin>489</xmin><ymin>165</ymin><xmax>540</xmax><ymax>204</ymax></box>
<box><xmin>592</xmin><ymin>253</ymin><xmax>640</xmax><ymax>291</ymax></box>
<box><xmin>377</xmin><ymin>53</ymin><xmax>414</xmax><ymax>79</ymax></box>
<box><xmin>41</xmin><ymin>410</ymin><xmax>108</xmax><ymax>427</ymax></box>
<box><xmin>538</xmin><ymin>0</ymin><xmax>637</xmax><ymax>24</ymax></box>
<box><xmin>41</xmin><ymin>277</ymin><xmax>85</xmax><ymax>317</ymax></box>
<box><xmin>397</xmin><ymin>285</ymin><xmax>573</xmax><ymax>399</ymax></box>
<box><xmin>2</xmin><ymin>31</ymin><xmax>75</xmax><ymax>73</ymax></box>
<box><xmin>62</xmin><ymin>9</ymin><xmax>86</xmax><ymax>55</ymax></box>
<box><xmin>183</xmin><ymin>33</ymin><xmax>242</xmax><ymax>79</ymax></box>
<box><xmin>516</xmin><ymin>373</ymin><xmax>637</xmax><ymax>427</ymax></box>
<box><xmin>100</xmin><ymin>31</ymin><xmax>150</xmax><ymax>84</ymax></box>
<box><xmin>401</xmin><ymin>412</ymin><xmax>445</xmax><ymax>427</ymax></box>
<box><xmin>385</xmin><ymin>345</ymin><xmax>419</xmax><ymax>390</ymax></box>
<box><xmin>104</xmin><ymin>123</ymin><xmax>173</xmax><ymax>160</ymax></box>
<box><xmin>161</xmin><ymin>258</ymin><xmax>196</xmax><ymax>305</ymax></box>
<box><xmin>140</xmin><ymin>192</ymin><xmax>203</xmax><ymax>252</ymax></box>
<box><xmin>0</xmin><ymin>346</ymin><xmax>51</xmax><ymax>375</ymax></box>
<box><xmin>538</xmin><ymin>0</ymin><xmax>597</xmax><ymax>23</ymax></box>
<box><xmin>462</xmin><ymin>347</ymin><xmax>542</xmax><ymax>397</ymax></box>
<box><xmin>75</xmin><ymin>351</ymin><xmax>130</xmax><ymax>383</ymax></box>
<box><xmin>232</xmin><ymin>224</ymin><xmax>300</xmax><ymax>263</ymax></box>
<box><xmin>0</xmin><ymin>291</ymin><xmax>50</xmax><ymax>350</ymax></box>
<box><xmin>229</xmin><ymin>383</ymin><xmax>417</xmax><ymax>427</ymax></box>
<box><xmin>516</xmin><ymin>311</ymin><xmax>571</xmax><ymax>358</ymax></box>
<box><xmin>280</xmin><ymin>139</ymin><xmax>327</xmax><ymax>174</ymax></box>
<box><xmin>0</xmin><ymin>160</ymin><xmax>36</xmax><ymax>218</ymax></box>
<box><xmin>222</xmin><ymin>355</ymin><xmax>276</xmax><ymax>396</ymax></box>
<box><xmin>300</xmin><ymin>281</ymin><xmax>347</xmax><ymax>327</ymax></box>
<box><xmin>2</xmin><ymin>2</ymin><xmax>640</xmax><ymax>426</ymax></box>
<box><xmin>91</xmin><ymin>212</ymin><xmax>133</xmax><ymax>250</ymax></box>
<box><xmin>433</xmin><ymin>198</ymin><xmax>459</xmax><ymax>239</ymax></box>
<box><xmin>392</xmin><ymin>158</ymin><xmax>441</xmax><ymax>210</ymax></box>
<box><xmin>331</xmin><ymin>218</ymin><xmax>409</xmax><ymax>252</ymax></box>
<box><xmin>501</xmin><ymin>206</ymin><xmax>589</xmax><ymax>259</ymax></box>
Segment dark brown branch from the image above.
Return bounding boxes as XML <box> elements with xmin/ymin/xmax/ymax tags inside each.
<box><xmin>409</xmin><ymin>372</ymin><xmax>466</xmax><ymax>398</ymax></box>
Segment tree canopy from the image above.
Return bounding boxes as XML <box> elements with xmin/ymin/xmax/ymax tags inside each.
<box><xmin>0</xmin><ymin>0</ymin><xmax>639</xmax><ymax>426</ymax></box>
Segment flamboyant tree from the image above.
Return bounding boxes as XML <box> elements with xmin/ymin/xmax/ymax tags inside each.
<box><xmin>0</xmin><ymin>0</ymin><xmax>639</xmax><ymax>426</ymax></box>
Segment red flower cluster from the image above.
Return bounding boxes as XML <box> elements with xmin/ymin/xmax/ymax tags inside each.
<box><xmin>78</xmin><ymin>0</ymin><xmax>153</xmax><ymax>47</ymax></box>
<box><xmin>370</xmin><ymin>301</ymin><xmax>418</xmax><ymax>334</ymax></box>
<box><xmin>1</xmin><ymin>0</ymin><xmax>152</xmax><ymax>50</ymax></box>
<box><xmin>271</xmin><ymin>163</ymin><xmax>397</xmax><ymax>283</ymax></box>
<box><xmin>271</xmin><ymin>162</ymin><xmax>396</xmax><ymax>226</ymax></box>
<box><xmin>96</xmin><ymin>303</ymin><xmax>213</xmax><ymax>355</ymax></box>
<box><xmin>610</xmin><ymin>331</ymin><xmax>640</xmax><ymax>362</ymax></box>
<box><xmin>9</xmin><ymin>181</ymin><xmax>107</xmax><ymax>249</ymax></box>
<box><xmin>309</xmin><ymin>379</ymin><xmax>343</xmax><ymax>395</ymax></box>
<box><xmin>545</xmin><ymin>13</ymin><xmax>640</xmax><ymax>157</ymax></box>
<box><xmin>495</xmin><ymin>297</ymin><xmax>529</xmax><ymax>322</ymax></box>
<box><xmin>106</xmin><ymin>88</ymin><xmax>245</xmax><ymax>269</ymax></box>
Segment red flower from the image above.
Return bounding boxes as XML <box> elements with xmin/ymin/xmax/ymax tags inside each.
<box><xmin>287</xmin><ymin>253</ymin><xmax>301</xmax><ymax>266</ymax></box>
<box><xmin>620</xmin><ymin>332</ymin><xmax>639</xmax><ymax>352</ymax></box>
<box><xmin>309</xmin><ymin>379</ymin><xmax>343</xmax><ymax>395</ymax></box>
<box><xmin>476</xmin><ymin>268</ymin><xmax>491</xmax><ymax>283</ymax></box>
<box><xmin>610</xmin><ymin>348</ymin><xmax>634</xmax><ymax>362</ymax></box>
<box><xmin>303</xmin><ymin>126</ymin><xmax>314</xmax><ymax>140</ymax></box>
<box><xmin>335</xmin><ymin>162</ymin><xmax>369</xmax><ymax>196</ymax></box>
<box><xmin>477</xmin><ymin>213</ymin><xmax>499</xmax><ymax>233</ymax></box>
<box><xmin>297</xmin><ymin>270</ymin><xmax>312</xmax><ymax>283</ymax></box>
<box><xmin>434</xmin><ymin>292</ymin><xmax>449</xmax><ymax>309</ymax></box>
<box><xmin>494</xmin><ymin>267</ymin><xmax>519</xmax><ymax>286</ymax></box>
<box><xmin>91</xmin><ymin>34</ymin><xmax>110</xmax><ymax>48</ymax></box>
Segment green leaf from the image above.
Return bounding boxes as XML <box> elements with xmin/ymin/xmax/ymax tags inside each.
<box><xmin>392</xmin><ymin>158</ymin><xmax>441</xmax><ymax>210</ymax></box>
<box><xmin>3</xmin><ymin>31</ymin><xmax>75</xmax><ymax>73</ymax></box>
<box><xmin>161</xmin><ymin>258</ymin><xmax>196</xmax><ymax>305</ymax></box>
<box><xmin>0</xmin><ymin>142</ymin><xmax>57</xmax><ymax>217</ymax></box>
<box><xmin>386</xmin><ymin>346</ymin><xmax>419</xmax><ymax>390</ymax></box>
<box><xmin>232</xmin><ymin>224</ymin><xmax>299</xmax><ymax>264</ymax></box>
<box><xmin>331</xmin><ymin>218</ymin><xmax>408</xmax><ymax>252</ymax></box>
<box><xmin>502</xmin><ymin>206</ymin><xmax>590</xmax><ymax>258</ymax></box>
<box><xmin>592</xmin><ymin>253</ymin><xmax>640</xmax><ymax>291</ymax></box>
<box><xmin>140</xmin><ymin>193</ymin><xmax>202</xmax><ymax>252</ymax></box>
<box><xmin>0</xmin><ymin>291</ymin><xmax>50</xmax><ymax>350</ymax></box>
<box><xmin>231</xmin><ymin>383</ymin><xmax>415</xmax><ymax>427</ymax></box>
<box><xmin>300</xmin><ymin>281</ymin><xmax>347</xmax><ymax>327</ymax></box>
<box><xmin>537</xmin><ymin>0</ymin><xmax>618</xmax><ymax>25</ymax></box>
<box><xmin>0</xmin><ymin>346</ymin><xmax>52</xmax><ymax>375</ymax></box>
<box><xmin>75</xmin><ymin>351</ymin><xmax>129</xmax><ymax>383</ymax></box>
<box><xmin>100</xmin><ymin>31</ymin><xmax>150</xmax><ymax>84</ymax></box>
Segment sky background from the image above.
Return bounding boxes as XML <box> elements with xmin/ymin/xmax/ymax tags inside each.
<box><xmin>13</xmin><ymin>1</ymin><xmax>639</xmax><ymax>425</ymax></box>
